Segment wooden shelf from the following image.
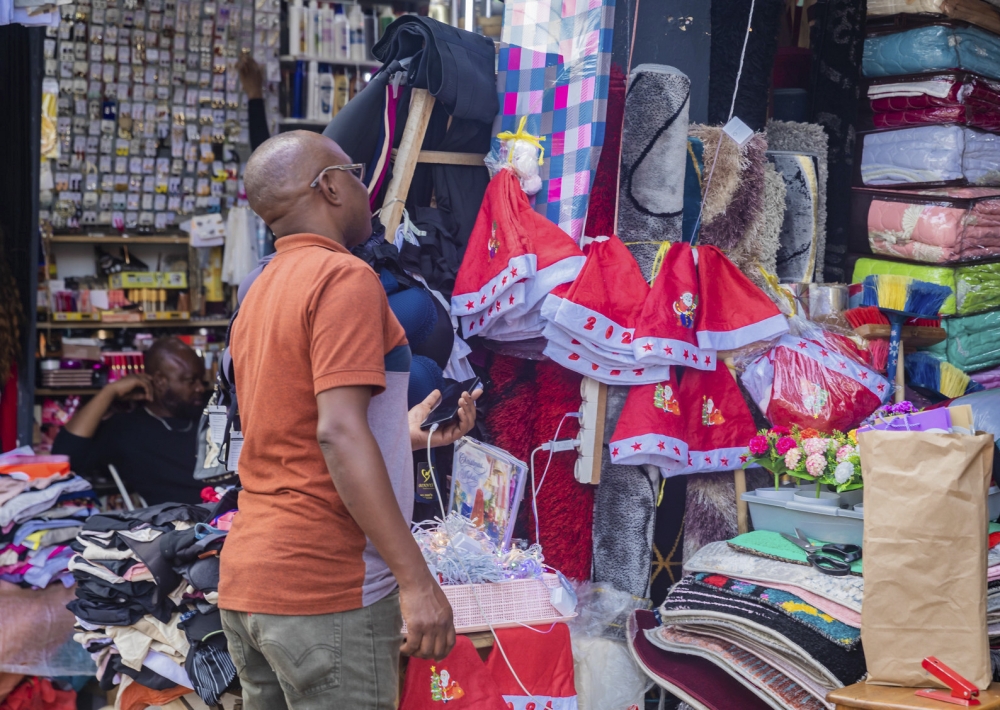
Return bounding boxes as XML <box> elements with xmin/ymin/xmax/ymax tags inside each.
<box><xmin>36</xmin><ymin>387</ymin><xmax>100</xmax><ymax>396</ymax></box>
<box><xmin>47</xmin><ymin>234</ymin><xmax>189</xmax><ymax>245</ymax></box>
<box><xmin>854</xmin><ymin>323</ymin><xmax>947</xmax><ymax>348</ymax></box>
<box><xmin>38</xmin><ymin>319</ymin><xmax>230</xmax><ymax>329</ymax></box>
<box><xmin>391</xmin><ymin>148</ymin><xmax>487</xmax><ymax>167</ymax></box>
<box><xmin>278</xmin><ymin>55</ymin><xmax>381</xmax><ymax>69</ymax></box>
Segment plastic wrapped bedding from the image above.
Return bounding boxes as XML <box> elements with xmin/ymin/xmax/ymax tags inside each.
<box><xmin>860</xmin><ymin>125</ymin><xmax>1000</xmax><ymax>186</ymax></box>
<box><xmin>867</xmin><ymin>0</ymin><xmax>1000</xmax><ymax>35</ymax></box>
<box><xmin>863</xmin><ymin>25</ymin><xmax>1000</xmax><ymax>81</ymax></box>
<box><xmin>852</xmin><ymin>257</ymin><xmax>1000</xmax><ymax>315</ymax></box>
<box><xmin>922</xmin><ymin>310</ymin><xmax>1000</xmax><ymax>371</ymax></box>
<box><xmin>867</xmin><ymin>73</ymin><xmax>1000</xmax><ymax>133</ymax></box>
<box><xmin>863</xmin><ymin>187</ymin><xmax>1000</xmax><ymax>263</ymax></box>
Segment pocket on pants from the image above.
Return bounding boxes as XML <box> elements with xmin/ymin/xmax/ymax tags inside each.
<box><xmin>256</xmin><ymin>613</ymin><xmax>342</xmax><ymax>698</ymax></box>
<box><xmin>221</xmin><ymin>612</ymin><xmax>247</xmax><ymax>675</ymax></box>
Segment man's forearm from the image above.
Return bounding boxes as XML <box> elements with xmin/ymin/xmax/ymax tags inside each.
<box><xmin>63</xmin><ymin>388</ymin><xmax>117</xmax><ymax>438</ymax></box>
<box><xmin>319</xmin><ymin>427</ymin><xmax>434</xmax><ymax>590</ymax></box>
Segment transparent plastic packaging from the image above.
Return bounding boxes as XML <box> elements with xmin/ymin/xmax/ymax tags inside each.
<box><xmin>852</xmin><ymin>256</ymin><xmax>1000</xmax><ymax>316</ymax></box>
<box><xmin>866</xmin><ymin>72</ymin><xmax>1000</xmax><ymax>133</ymax></box>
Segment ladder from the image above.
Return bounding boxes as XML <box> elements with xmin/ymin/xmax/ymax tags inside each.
<box><xmin>378</xmin><ymin>88</ymin><xmax>487</xmax><ymax>242</ymax></box>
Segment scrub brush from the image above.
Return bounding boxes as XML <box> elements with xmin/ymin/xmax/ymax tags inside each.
<box><xmin>904</xmin><ymin>352</ymin><xmax>982</xmax><ymax>399</ymax></box>
<box><xmin>868</xmin><ymin>338</ymin><xmax>889</xmax><ymax>373</ymax></box>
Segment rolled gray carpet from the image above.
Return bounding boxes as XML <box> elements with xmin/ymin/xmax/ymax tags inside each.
<box><xmin>768</xmin><ymin>151</ymin><xmax>821</xmax><ymax>283</ymax></box>
<box><xmin>592</xmin><ymin>445</ymin><xmax>657</xmax><ymax>598</ymax></box>
<box><xmin>618</xmin><ymin>64</ymin><xmax>691</xmax><ymax>280</ymax></box>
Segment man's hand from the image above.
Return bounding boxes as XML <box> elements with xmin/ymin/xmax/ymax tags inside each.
<box><xmin>236</xmin><ymin>53</ymin><xmax>265</xmax><ymax>100</ymax></box>
<box><xmin>408</xmin><ymin>388</ymin><xmax>482</xmax><ymax>451</ymax></box>
<box><xmin>399</xmin><ymin>579</ymin><xmax>456</xmax><ymax>660</ymax></box>
<box><xmin>106</xmin><ymin>374</ymin><xmax>154</xmax><ymax>402</ymax></box>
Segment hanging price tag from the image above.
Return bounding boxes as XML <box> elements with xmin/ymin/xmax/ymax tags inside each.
<box><xmin>722</xmin><ymin>116</ymin><xmax>754</xmax><ymax>147</ymax></box>
<box><xmin>226</xmin><ymin>431</ymin><xmax>243</xmax><ymax>472</ymax></box>
<box><xmin>207</xmin><ymin>405</ymin><xmax>227</xmax><ymax>445</ymax></box>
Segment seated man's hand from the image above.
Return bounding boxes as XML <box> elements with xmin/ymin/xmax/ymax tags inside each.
<box><xmin>106</xmin><ymin>374</ymin><xmax>154</xmax><ymax>402</ymax></box>
<box><xmin>408</xmin><ymin>388</ymin><xmax>482</xmax><ymax>451</ymax></box>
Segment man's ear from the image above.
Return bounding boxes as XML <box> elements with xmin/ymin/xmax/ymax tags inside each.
<box><xmin>318</xmin><ymin>173</ymin><xmax>343</xmax><ymax>208</ymax></box>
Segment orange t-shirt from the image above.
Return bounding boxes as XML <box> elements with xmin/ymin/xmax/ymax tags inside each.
<box><xmin>219</xmin><ymin>233</ymin><xmax>412</xmax><ymax>615</ymax></box>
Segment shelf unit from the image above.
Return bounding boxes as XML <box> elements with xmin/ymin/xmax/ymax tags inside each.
<box><xmin>38</xmin><ymin>319</ymin><xmax>231</xmax><ymax>330</ymax></box>
<box><xmin>46</xmin><ymin>234</ymin><xmax>190</xmax><ymax>245</ymax></box>
<box><xmin>277</xmin><ymin>117</ymin><xmax>331</xmax><ymax>127</ymax></box>
<box><xmin>36</xmin><ymin>388</ymin><xmax>101</xmax><ymax>396</ymax></box>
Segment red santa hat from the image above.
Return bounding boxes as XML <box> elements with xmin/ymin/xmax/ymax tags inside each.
<box><xmin>659</xmin><ymin>365</ymin><xmax>758</xmax><ymax>477</ymax></box>
<box><xmin>542</xmin><ymin>235</ymin><xmax>649</xmax><ymax>353</ymax></box>
<box><xmin>632</xmin><ymin>242</ymin><xmax>717</xmax><ymax>371</ymax></box>
<box><xmin>542</xmin><ymin>337</ymin><xmax>673</xmax><ymax>385</ymax></box>
<box><xmin>485</xmin><ymin>624</ymin><xmax>578</xmax><ymax>710</ymax></box>
<box><xmin>608</xmin><ymin>377</ymin><xmax>688</xmax><ymax>466</ymax></box>
<box><xmin>693</xmin><ymin>245</ymin><xmax>788</xmax><ymax>352</ymax></box>
<box><xmin>400</xmin><ymin>636</ymin><xmax>508</xmax><ymax>710</ymax></box>
<box><xmin>452</xmin><ymin>169</ymin><xmax>584</xmax><ymax>339</ymax></box>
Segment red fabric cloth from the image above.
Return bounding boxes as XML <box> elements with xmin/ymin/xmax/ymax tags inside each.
<box><xmin>583</xmin><ymin>64</ymin><xmax>627</xmax><ymax>238</ymax></box>
<box><xmin>485</xmin><ymin>624</ymin><xmax>577</xmax><ymax>705</ymax></box>
<box><xmin>484</xmin><ymin>356</ymin><xmax>593</xmax><ymax>581</ymax></box>
<box><xmin>400</xmin><ymin>636</ymin><xmax>508</xmax><ymax>709</ymax></box>
<box><xmin>0</xmin><ymin>678</ymin><xmax>75</xmax><ymax>710</ymax></box>
<box><xmin>1</xmin><ymin>363</ymin><xmax>17</xmax><ymax>453</ymax></box>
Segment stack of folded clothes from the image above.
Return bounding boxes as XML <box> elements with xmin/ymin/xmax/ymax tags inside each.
<box><xmin>0</xmin><ymin>455</ymin><xmax>97</xmax><ymax>590</ymax></box>
<box><xmin>68</xmin><ymin>490</ymin><xmax>239</xmax><ymax>707</ymax></box>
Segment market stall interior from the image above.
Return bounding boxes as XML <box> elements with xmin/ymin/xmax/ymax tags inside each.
<box><xmin>8</xmin><ymin>0</ymin><xmax>1000</xmax><ymax>708</ymax></box>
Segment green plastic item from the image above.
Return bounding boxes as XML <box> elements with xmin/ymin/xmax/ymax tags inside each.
<box><xmin>852</xmin><ymin>257</ymin><xmax>1000</xmax><ymax>317</ymax></box>
<box><xmin>728</xmin><ymin>530</ymin><xmax>864</xmax><ymax>574</ymax></box>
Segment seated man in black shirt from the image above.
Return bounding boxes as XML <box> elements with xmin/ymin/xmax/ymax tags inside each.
<box><xmin>52</xmin><ymin>337</ymin><xmax>207</xmax><ymax>505</ymax></box>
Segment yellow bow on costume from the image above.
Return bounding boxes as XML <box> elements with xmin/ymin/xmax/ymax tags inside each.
<box><xmin>497</xmin><ymin>116</ymin><xmax>546</xmax><ymax>166</ymax></box>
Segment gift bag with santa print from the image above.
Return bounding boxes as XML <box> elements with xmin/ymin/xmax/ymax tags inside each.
<box><xmin>485</xmin><ymin>623</ymin><xmax>578</xmax><ymax>710</ymax></box>
<box><xmin>400</xmin><ymin>636</ymin><xmax>508</xmax><ymax>710</ymax></box>
<box><xmin>741</xmin><ymin>332</ymin><xmax>890</xmax><ymax>433</ymax></box>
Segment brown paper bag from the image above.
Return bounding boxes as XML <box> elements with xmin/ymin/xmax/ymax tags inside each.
<box><xmin>858</xmin><ymin>425</ymin><xmax>994</xmax><ymax>690</ymax></box>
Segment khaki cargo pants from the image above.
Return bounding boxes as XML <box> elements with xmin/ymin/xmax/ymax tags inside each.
<box><xmin>221</xmin><ymin>592</ymin><xmax>401</xmax><ymax>710</ymax></box>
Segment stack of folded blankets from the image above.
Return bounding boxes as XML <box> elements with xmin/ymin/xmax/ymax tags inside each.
<box><xmin>67</xmin><ymin>491</ymin><xmax>239</xmax><ymax>708</ymax></box>
<box><xmin>629</xmin><ymin>532</ymin><xmax>866</xmax><ymax>710</ymax></box>
<box><xmin>0</xmin><ymin>455</ymin><xmax>97</xmax><ymax>590</ymax></box>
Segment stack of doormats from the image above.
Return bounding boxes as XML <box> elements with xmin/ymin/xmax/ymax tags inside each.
<box><xmin>67</xmin><ymin>493</ymin><xmax>239</xmax><ymax>707</ymax></box>
<box><xmin>0</xmin><ymin>455</ymin><xmax>97</xmax><ymax>590</ymax></box>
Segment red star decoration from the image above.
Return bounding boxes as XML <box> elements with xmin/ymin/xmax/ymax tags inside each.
<box><xmin>839</xmin><ymin>362</ymin><xmax>847</xmax><ymax>369</ymax></box>
<box><xmin>611</xmin><ymin>447</ymin><xmax>619</xmax><ymax>457</ymax></box>
<box><xmin>797</xmin><ymin>341</ymin><xmax>808</xmax><ymax>349</ymax></box>
<box><xmin>511</xmin><ymin>268</ymin><xmax>518</xmax><ymax>277</ymax></box>
<box><xmin>631</xmin><ymin>442</ymin><xmax>642</xmax><ymax>452</ymax></box>
<box><xmin>509</xmin><ymin>294</ymin><xmax>515</xmax><ymax>305</ymax></box>
<box><xmin>633</xmin><ymin>369</ymin><xmax>644</xmax><ymax>376</ymax></box>
<box><xmin>664</xmin><ymin>346</ymin><xmax>673</xmax><ymax>355</ymax></box>
<box><xmin>721</xmin><ymin>457</ymin><xmax>729</xmax><ymax>466</ymax></box>
<box><xmin>465</xmin><ymin>301</ymin><xmax>474</xmax><ymax>310</ymax></box>
<box><xmin>568</xmin><ymin>353</ymin><xmax>580</xmax><ymax>361</ymax></box>
<box><xmin>704</xmin><ymin>355</ymin><xmax>711</xmax><ymax>365</ymax></box>
<box><xmin>687</xmin><ymin>455</ymin><xmax>693</xmax><ymax>465</ymax></box>
<box><xmin>859</xmin><ymin>372</ymin><xmax>867</xmax><ymax>380</ymax></box>
<box><xmin>657</xmin><ymin>441</ymin><xmax>666</xmax><ymax>451</ymax></box>
<box><xmin>673</xmin><ymin>446</ymin><xmax>681</xmax><ymax>455</ymax></box>
<box><xmin>643</xmin><ymin>343</ymin><xmax>653</xmax><ymax>352</ymax></box>
<box><xmin>704</xmin><ymin>456</ymin><xmax>711</xmax><ymax>463</ymax></box>
<box><xmin>496</xmin><ymin>300</ymin><xmax>501</xmax><ymax>310</ymax></box>
<box><xmin>610</xmin><ymin>370</ymin><xmax>621</xmax><ymax>376</ymax></box>
<box><xmin>683</xmin><ymin>350</ymin><xmax>690</xmax><ymax>360</ymax></box>
<box><xmin>487</xmin><ymin>305</ymin><xmax>493</xmax><ymax>315</ymax></box>
<box><xmin>571</xmin><ymin>339</ymin><xmax>581</xmax><ymax>345</ymax></box>
<box><xmin>479</xmin><ymin>316</ymin><xmax>484</xmax><ymax>326</ymax></box>
<box><xmin>501</xmin><ymin>276</ymin><xmax>507</xmax><ymax>286</ymax></box>
<box><xmin>820</xmin><ymin>349</ymin><xmax>829</xmax><ymax>357</ymax></box>
<box><xmin>491</xmin><ymin>285</ymin><xmax>496</xmax><ymax>295</ymax></box>
<box><xmin>877</xmin><ymin>383</ymin><xmax>885</xmax><ymax>392</ymax></box>
<box><xmin>591</xmin><ymin>363</ymin><xmax>599</xmax><ymax>371</ymax></box>
<box><xmin>481</xmin><ymin>295</ymin><xmax>487</xmax><ymax>305</ymax></box>
<box><xmin>739</xmin><ymin>454</ymin><xmax>748</xmax><ymax>463</ymax></box>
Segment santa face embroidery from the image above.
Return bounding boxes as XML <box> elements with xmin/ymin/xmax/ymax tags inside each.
<box><xmin>673</xmin><ymin>292</ymin><xmax>697</xmax><ymax>328</ymax></box>
<box><xmin>702</xmin><ymin>395</ymin><xmax>725</xmax><ymax>426</ymax></box>
<box><xmin>430</xmin><ymin>667</ymin><xmax>465</xmax><ymax>703</ymax></box>
<box><xmin>654</xmin><ymin>383</ymin><xmax>680</xmax><ymax>415</ymax></box>
<box><xmin>800</xmin><ymin>378</ymin><xmax>829</xmax><ymax>418</ymax></box>
<box><xmin>488</xmin><ymin>220</ymin><xmax>499</xmax><ymax>259</ymax></box>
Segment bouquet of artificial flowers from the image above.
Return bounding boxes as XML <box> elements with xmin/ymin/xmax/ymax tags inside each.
<box><xmin>745</xmin><ymin>425</ymin><xmax>863</xmax><ymax>496</ymax></box>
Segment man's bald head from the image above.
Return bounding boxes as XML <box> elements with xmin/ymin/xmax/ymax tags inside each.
<box><xmin>244</xmin><ymin>131</ymin><xmax>372</xmax><ymax>248</ymax></box>
<box><xmin>144</xmin><ymin>337</ymin><xmax>206</xmax><ymax>419</ymax></box>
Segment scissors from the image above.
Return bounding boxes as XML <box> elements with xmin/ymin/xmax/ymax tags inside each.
<box><xmin>779</xmin><ymin>529</ymin><xmax>862</xmax><ymax>576</ymax></box>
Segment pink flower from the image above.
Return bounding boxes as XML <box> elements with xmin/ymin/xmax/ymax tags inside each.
<box><xmin>775</xmin><ymin>436</ymin><xmax>797</xmax><ymax>455</ymax></box>
<box><xmin>784</xmin><ymin>448</ymin><xmax>802</xmax><ymax>469</ymax></box>
<box><xmin>769</xmin><ymin>425</ymin><xmax>791</xmax><ymax>436</ymax></box>
<box><xmin>748</xmin><ymin>435</ymin><xmax>769</xmax><ymax>456</ymax></box>
<box><xmin>806</xmin><ymin>453</ymin><xmax>827</xmax><ymax>478</ymax></box>
<box><xmin>803</xmin><ymin>438</ymin><xmax>827</xmax><ymax>456</ymax></box>
<box><xmin>836</xmin><ymin>445</ymin><xmax>855</xmax><ymax>463</ymax></box>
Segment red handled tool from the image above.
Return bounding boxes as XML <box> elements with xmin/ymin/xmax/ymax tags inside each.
<box><xmin>915</xmin><ymin>657</ymin><xmax>980</xmax><ymax>706</ymax></box>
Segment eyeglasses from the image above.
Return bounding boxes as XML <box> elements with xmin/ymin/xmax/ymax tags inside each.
<box><xmin>310</xmin><ymin>163</ymin><xmax>366</xmax><ymax>187</ymax></box>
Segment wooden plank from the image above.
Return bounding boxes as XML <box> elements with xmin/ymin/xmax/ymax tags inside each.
<box><xmin>390</xmin><ymin>149</ymin><xmax>488</xmax><ymax>167</ymax></box>
<box><xmin>725</xmin><ymin>357</ymin><xmax>749</xmax><ymax>534</ymax></box>
<box><xmin>854</xmin><ymin>324</ymin><xmax>946</xmax><ymax>349</ymax></box>
<box><xmin>591</xmin><ymin>382</ymin><xmax>608</xmax><ymax>485</ymax></box>
<box><xmin>48</xmin><ymin>234</ymin><xmax>190</xmax><ymax>245</ymax></box>
<box><xmin>380</xmin><ymin>89</ymin><xmax>436</xmax><ymax>243</ymax></box>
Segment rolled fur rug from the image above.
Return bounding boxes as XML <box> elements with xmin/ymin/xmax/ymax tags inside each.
<box><xmin>682</xmin><ymin>468</ymin><xmax>772</xmax><ymax>562</ymax></box>
<box><xmin>618</xmin><ymin>64</ymin><xmax>691</xmax><ymax>280</ymax></box>
<box><xmin>727</xmin><ymin>162</ymin><xmax>785</xmax><ymax>290</ymax></box>
<box><xmin>766</xmin><ymin>120</ymin><xmax>830</xmax><ymax>278</ymax></box>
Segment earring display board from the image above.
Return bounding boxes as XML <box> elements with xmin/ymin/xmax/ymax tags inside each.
<box><xmin>39</xmin><ymin>0</ymin><xmax>279</xmax><ymax>232</ymax></box>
